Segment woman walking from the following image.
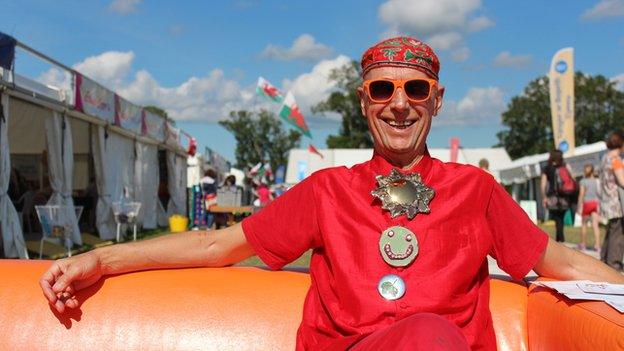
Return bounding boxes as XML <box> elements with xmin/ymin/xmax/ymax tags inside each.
<box><xmin>541</xmin><ymin>150</ymin><xmax>575</xmax><ymax>242</ymax></box>
<box><xmin>577</xmin><ymin>164</ymin><xmax>601</xmax><ymax>251</ymax></box>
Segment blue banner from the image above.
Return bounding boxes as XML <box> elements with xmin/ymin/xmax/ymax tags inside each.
<box><xmin>0</xmin><ymin>32</ymin><xmax>17</xmax><ymax>70</ymax></box>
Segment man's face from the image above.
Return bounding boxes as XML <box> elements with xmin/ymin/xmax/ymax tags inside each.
<box><xmin>357</xmin><ymin>67</ymin><xmax>444</xmax><ymax>161</ymax></box>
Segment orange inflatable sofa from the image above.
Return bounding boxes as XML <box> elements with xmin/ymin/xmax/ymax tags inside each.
<box><xmin>1</xmin><ymin>259</ymin><xmax>623</xmax><ymax>350</ymax></box>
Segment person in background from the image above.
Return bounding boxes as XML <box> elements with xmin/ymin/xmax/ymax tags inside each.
<box><xmin>478</xmin><ymin>158</ymin><xmax>495</xmax><ymax>178</ymax></box>
<box><xmin>599</xmin><ymin>130</ymin><xmax>624</xmax><ymax>271</ymax></box>
<box><xmin>200</xmin><ymin>169</ymin><xmax>218</xmax><ymax>229</ymax></box>
<box><xmin>253</xmin><ymin>182</ymin><xmax>273</xmax><ymax>207</ymax></box>
<box><xmin>222</xmin><ymin>174</ymin><xmax>237</xmax><ymax>190</ymax></box>
<box><xmin>576</xmin><ymin>164</ymin><xmax>601</xmax><ymax>251</ymax></box>
<box><xmin>541</xmin><ymin>150</ymin><xmax>574</xmax><ymax>243</ymax></box>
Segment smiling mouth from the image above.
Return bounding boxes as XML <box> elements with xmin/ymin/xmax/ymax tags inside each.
<box><xmin>382</xmin><ymin>119</ymin><xmax>416</xmax><ymax>130</ymax></box>
<box><xmin>384</xmin><ymin>243</ymin><xmax>414</xmax><ymax>260</ymax></box>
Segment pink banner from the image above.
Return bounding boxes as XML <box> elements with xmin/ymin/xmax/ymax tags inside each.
<box><xmin>114</xmin><ymin>94</ymin><xmax>142</xmax><ymax>133</ymax></box>
<box><xmin>74</xmin><ymin>73</ymin><xmax>115</xmax><ymax>123</ymax></box>
<box><xmin>450</xmin><ymin>137</ymin><xmax>460</xmax><ymax>163</ymax></box>
<box><xmin>141</xmin><ymin>109</ymin><xmax>166</xmax><ymax>142</ymax></box>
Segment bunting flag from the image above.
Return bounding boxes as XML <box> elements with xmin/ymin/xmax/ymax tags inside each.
<box><xmin>279</xmin><ymin>91</ymin><xmax>312</xmax><ymax>138</ymax></box>
<box><xmin>256</xmin><ymin>77</ymin><xmax>284</xmax><ymax>103</ymax></box>
<box><xmin>249</xmin><ymin>162</ymin><xmax>272</xmax><ymax>182</ymax></box>
<box><xmin>308</xmin><ymin>144</ymin><xmax>324</xmax><ymax>159</ymax></box>
<box><xmin>249</xmin><ymin>162</ymin><xmax>263</xmax><ymax>175</ymax></box>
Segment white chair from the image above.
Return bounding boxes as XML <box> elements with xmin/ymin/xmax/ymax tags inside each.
<box><xmin>112</xmin><ymin>201</ymin><xmax>141</xmax><ymax>242</ymax></box>
<box><xmin>35</xmin><ymin>205</ymin><xmax>83</xmax><ymax>259</ymax></box>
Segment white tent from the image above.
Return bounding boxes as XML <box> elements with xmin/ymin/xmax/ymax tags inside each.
<box><xmin>0</xmin><ymin>41</ymin><xmax>193</xmax><ymax>256</ymax></box>
<box><xmin>135</xmin><ymin>142</ymin><xmax>159</xmax><ymax>229</ymax></box>
<box><xmin>45</xmin><ymin>111</ymin><xmax>81</xmax><ymax>245</ymax></box>
<box><xmin>1</xmin><ymin>92</ymin><xmax>28</xmax><ymax>258</ymax></box>
<box><xmin>498</xmin><ymin>141</ymin><xmax>607</xmax><ymax>185</ymax></box>
<box><xmin>286</xmin><ymin>147</ymin><xmax>512</xmax><ymax>184</ymax></box>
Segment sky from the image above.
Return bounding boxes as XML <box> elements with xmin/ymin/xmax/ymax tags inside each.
<box><xmin>1</xmin><ymin>0</ymin><xmax>623</xmax><ymax>162</ymax></box>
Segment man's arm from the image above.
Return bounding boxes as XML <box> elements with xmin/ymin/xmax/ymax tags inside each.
<box><xmin>40</xmin><ymin>223</ymin><xmax>254</xmax><ymax>313</ymax></box>
<box><xmin>533</xmin><ymin>238</ymin><xmax>624</xmax><ymax>283</ymax></box>
<box><xmin>98</xmin><ymin>222</ymin><xmax>253</xmax><ymax>274</ymax></box>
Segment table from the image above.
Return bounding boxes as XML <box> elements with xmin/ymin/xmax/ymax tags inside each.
<box><xmin>209</xmin><ymin>206</ymin><xmax>254</xmax><ymax>227</ymax></box>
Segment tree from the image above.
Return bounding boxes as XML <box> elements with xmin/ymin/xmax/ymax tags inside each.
<box><xmin>497</xmin><ymin>73</ymin><xmax>624</xmax><ymax>159</ymax></box>
<box><xmin>313</xmin><ymin>60</ymin><xmax>373</xmax><ymax>148</ymax></box>
<box><xmin>219</xmin><ymin>110</ymin><xmax>302</xmax><ymax>174</ymax></box>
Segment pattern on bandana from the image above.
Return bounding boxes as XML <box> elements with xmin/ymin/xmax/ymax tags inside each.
<box><xmin>361</xmin><ymin>36</ymin><xmax>440</xmax><ymax>79</ymax></box>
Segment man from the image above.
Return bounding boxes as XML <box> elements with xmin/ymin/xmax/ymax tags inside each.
<box><xmin>40</xmin><ymin>37</ymin><xmax>624</xmax><ymax>350</ymax></box>
<box><xmin>600</xmin><ymin>130</ymin><xmax>624</xmax><ymax>270</ymax></box>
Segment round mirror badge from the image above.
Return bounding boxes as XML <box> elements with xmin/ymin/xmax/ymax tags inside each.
<box><xmin>378</xmin><ymin>274</ymin><xmax>406</xmax><ymax>300</ymax></box>
<box><xmin>379</xmin><ymin>226</ymin><xmax>418</xmax><ymax>267</ymax></box>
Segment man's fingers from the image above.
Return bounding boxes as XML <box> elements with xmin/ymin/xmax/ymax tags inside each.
<box><xmin>40</xmin><ymin>263</ymin><xmax>64</xmax><ymax>303</ymax></box>
<box><xmin>65</xmin><ymin>297</ymin><xmax>80</xmax><ymax>309</ymax></box>
<box><xmin>39</xmin><ymin>276</ymin><xmax>57</xmax><ymax>304</ymax></box>
<box><xmin>52</xmin><ymin>265</ymin><xmax>80</xmax><ymax>293</ymax></box>
<box><xmin>54</xmin><ymin>299</ymin><xmax>65</xmax><ymax>313</ymax></box>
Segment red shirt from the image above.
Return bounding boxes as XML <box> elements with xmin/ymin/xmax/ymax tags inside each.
<box><xmin>242</xmin><ymin>151</ymin><xmax>548</xmax><ymax>350</ymax></box>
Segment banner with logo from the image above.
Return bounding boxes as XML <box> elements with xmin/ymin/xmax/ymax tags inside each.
<box><xmin>114</xmin><ymin>94</ymin><xmax>142</xmax><ymax>133</ymax></box>
<box><xmin>74</xmin><ymin>73</ymin><xmax>115</xmax><ymax>123</ymax></box>
<box><xmin>549</xmin><ymin>47</ymin><xmax>575</xmax><ymax>154</ymax></box>
<box><xmin>141</xmin><ymin>109</ymin><xmax>166</xmax><ymax>142</ymax></box>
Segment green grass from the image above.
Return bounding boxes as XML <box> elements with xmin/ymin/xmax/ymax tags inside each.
<box><xmin>539</xmin><ymin>221</ymin><xmax>605</xmax><ymax>249</ymax></box>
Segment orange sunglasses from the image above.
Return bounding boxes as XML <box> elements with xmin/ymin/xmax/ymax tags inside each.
<box><xmin>362</xmin><ymin>78</ymin><xmax>437</xmax><ymax>103</ymax></box>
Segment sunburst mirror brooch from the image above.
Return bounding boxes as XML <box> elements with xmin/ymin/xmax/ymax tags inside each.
<box><xmin>371</xmin><ymin>169</ymin><xmax>435</xmax><ymax>220</ymax></box>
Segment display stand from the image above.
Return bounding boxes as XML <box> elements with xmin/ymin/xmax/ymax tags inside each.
<box><xmin>112</xmin><ymin>201</ymin><xmax>141</xmax><ymax>242</ymax></box>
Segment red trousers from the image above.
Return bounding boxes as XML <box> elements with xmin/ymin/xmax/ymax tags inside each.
<box><xmin>349</xmin><ymin>313</ymin><xmax>470</xmax><ymax>351</ymax></box>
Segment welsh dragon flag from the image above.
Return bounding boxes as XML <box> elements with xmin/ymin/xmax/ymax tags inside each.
<box><xmin>278</xmin><ymin>91</ymin><xmax>312</xmax><ymax>138</ymax></box>
<box><xmin>256</xmin><ymin>77</ymin><xmax>284</xmax><ymax>103</ymax></box>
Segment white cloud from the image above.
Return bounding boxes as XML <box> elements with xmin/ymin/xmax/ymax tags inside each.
<box><xmin>38</xmin><ymin>67</ymin><xmax>73</xmax><ymax>95</ymax></box>
<box><xmin>73</xmin><ymin>51</ymin><xmax>135</xmax><ymax>89</ymax></box>
<box><xmin>612</xmin><ymin>74</ymin><xmax>624</xmax><ymax>90</ymax></box>
<box><xmin>108</xmin><ymin>0</ymin><xmax>142</xmax><ymax>15</ymax></box>
<box><xmin>37</xmin><ymin>51</ymin><xmax>351</xmax><ymax>125</ymax></box>
<box><xmin>282</xmin><ymin>55</ymin><xmax>352</xmax><ymax>121</ymax></box>
<box><xmin>378</xmin><ymin>0</ymin><xmax>493</xmax><ymax>61</ymax></box>
<box><xmin>492</xmin><ymin>51</ymin><xmax>532</xmax><ymax>68</ymax></box>
<box><xmin>426</xmin><ymin>32</ymin><xmax>462</xmax><ymax>51</ymax></box>
<box><xmin>437</xmin><ymin>87</ymin><xmax>506</xmax><ymax>126</ymax></box>
<box><xmin>581</xmin><ymin>0</ymin><xmax>624</xmax><ymax>20</ymax></box>
<box><xmin>260</xmin><ymin>34</ymin><xmax>334</xmax><ymax>62</ymax></box>
<box><xmin>467</xmin><ymin>16</ymin><xmax>495</xmax><ymax>32</ymax></box>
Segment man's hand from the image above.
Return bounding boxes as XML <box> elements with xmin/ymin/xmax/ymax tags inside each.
<box><xmin>39</xmin><ymin>224</ymin><xmax>255</xmax><ymax>314</ymax></box>
<box><xmin>39</xmin><ymin>252</ymin><xmax>103</xmax><ymax>313</ymax></box>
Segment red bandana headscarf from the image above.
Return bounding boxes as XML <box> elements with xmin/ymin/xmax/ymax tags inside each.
<box><xmin>361</xmin><ymin>37</ymin><xmax>440</xmax><ymax>80</ymax></box>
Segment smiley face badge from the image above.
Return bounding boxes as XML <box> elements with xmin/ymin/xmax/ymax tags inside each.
<box><xmin>379</xmin><ymin>226</ymin><xmax>418</xmax><ymax>267</ymax></box>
